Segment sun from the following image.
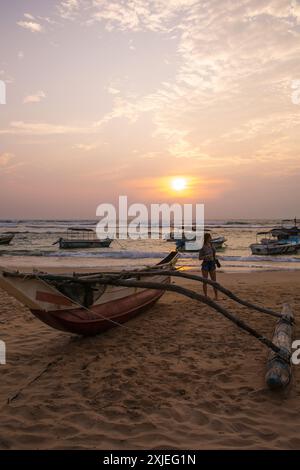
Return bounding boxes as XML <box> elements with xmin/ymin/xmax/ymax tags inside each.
<box><xmin>171</xmin><ymin>177</ymin><xmax>187</xmax><ymax>191</ymax></box>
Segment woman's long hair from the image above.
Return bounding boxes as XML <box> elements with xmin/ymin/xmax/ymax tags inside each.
<box><xmin>203</xmin><ymin>232</ymin><xmax>212</xmax><ymax>245</ymax></box>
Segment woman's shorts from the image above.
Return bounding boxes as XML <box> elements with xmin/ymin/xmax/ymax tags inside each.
<box><xmin>202</xmin><ymin>260</ymin><xmax>216</xmax><ymax>272</ymax></box>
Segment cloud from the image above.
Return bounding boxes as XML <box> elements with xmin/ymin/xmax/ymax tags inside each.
<box><xmin>107</xmin><ymin>86</ymin><xmax>120</xmax><ymax>95</ymax></box>
<box><xmin>86</xmin><ymin>0</ymin><xmax>300</xmax><ymax>167</ymax></box>
<box><xmin>57</xmin><ymin>0</ymin><xmax>80</xmax><ymax>20</ymax></box>
<box><xmin>89</xmin><ymin>0</ymin><xmax>199</xmax><ymax>32</ymax></box>
<box><xmin>23</xmin><ymin>91</ymin><xmax>46</xmax><ymax>104</ymax></box>
<box><xmin>17</xmin><ymin>20</ymin><xmax>43</xmax><ymax>33</ymax></box>
<box><xmin>222</xmin><ymin>112</ymin><xmax>300</xmax><ymax>143</ymax></box>
<box><xmin>0</xmin><ymin>153</ymin><xmax>14</xmax><ymax>167</ymax></box>
<box><xmin>24</xmin><ymin>13</ymin><xmax>35</xmax><ymax>20</ymax></box>
<box><xmin>0</xmin><ymin>153</ymin><xmax>26</xmax><ymax>177</ymax></box>
<box><xmin>73</xmin><ymin>143</ymin><xmax>98</xmax><ymax>151</ymax></box>
<box><xmin>10</xmin><ymin>1</ymin><xmax>300</xmax><ymax>174</ymax></box>
<box><xmin>0</xmin><ymin>121</ymin><xmax>96</xmax><ymax>136</ymax></box>
<box><xmin>128</xmin><ymin>39</ymin><xmax>136</xmax><ymax>51</ymax></box>
<box><xmin>17</xmin><ymin>11</ymin><xmax>54</xmax><ymax>30</ymax></box>
<box><xmin>291</xmin><ymin>0</ymin><xmax>300</xmax><ymax>21</ymax></box>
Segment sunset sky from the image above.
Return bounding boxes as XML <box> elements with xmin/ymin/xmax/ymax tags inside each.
<box><xmin>1</xmin><ymin>0</ymin><xmax>300</xmax><ymax>219</ymax></box>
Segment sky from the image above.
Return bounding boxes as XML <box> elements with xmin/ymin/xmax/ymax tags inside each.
<box><xmin>0</xmin><ymin>0</ymin><xmax>300</xmax><ymax>219</ymax></box>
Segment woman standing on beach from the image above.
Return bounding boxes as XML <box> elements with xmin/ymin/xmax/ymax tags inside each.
<box><xmin>198</xmin><ymin>233</ymin><xmax>218</xmax><ymax>300</ymax></box>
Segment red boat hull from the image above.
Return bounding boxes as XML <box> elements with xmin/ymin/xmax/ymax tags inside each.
<box><xmin>31</xmin><ymin>282</ymin><xmax>168</xmax><ymax>336</ymax></box>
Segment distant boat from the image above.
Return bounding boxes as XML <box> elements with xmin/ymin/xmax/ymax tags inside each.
<box><xmin>250</xmin><ymin>229</ymin><xmax>299</xmax><ymax>255</ymax></box>
<box><xmin>250</xmin><ymin>241</ymin><xmax>298</xmax><ymax>256</ymax></box>
<box><xmin>0</xmin><ymin>233</ymin><xmax>14</xmax><ymax>245</ymax></box>
<box><xmin>211</xmin><ymin>236</ymin><xmax>227</xmax><ymax>250</ymax></box>
<box><xmin>0</xmin><ymin>251</ymin><xmax>179</xmax><ymax>336</ymax></box>
<box><xmin>174</xmin><ymin>236</ymin><xmax>226</xmax><ymax>252</ymax></box>
<box><xmin>54</xmin><ymin>228</ymin><xmax>112</xmax><ymax>249</ymax></box>
<box><xmin>268</xmin><ymin>218</ymin><xmax>300</xmax><ymax>242</ymax></box>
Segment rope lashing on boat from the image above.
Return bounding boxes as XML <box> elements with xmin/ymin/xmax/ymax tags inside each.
<box><xmin>34</xmin><ymin>272</ymin><xmax>291</xmax><ymax>363</ymax></box>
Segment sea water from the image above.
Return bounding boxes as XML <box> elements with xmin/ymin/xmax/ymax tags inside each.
<box><xmin>0</xmin><ymin>219</ymin><xmax>300</xmax><ymax>273</ymax></box>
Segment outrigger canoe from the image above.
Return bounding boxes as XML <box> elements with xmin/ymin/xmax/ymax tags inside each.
<box><xmin>0</xmin><ymin>251</ymin><xmax>179</xmax><ymax>336</ymax></box>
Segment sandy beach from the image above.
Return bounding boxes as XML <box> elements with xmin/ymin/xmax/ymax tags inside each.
<box><xmin>0</xmin><ymin>270</ymin><xmax>299</xmax><ymax>450</ymax></box>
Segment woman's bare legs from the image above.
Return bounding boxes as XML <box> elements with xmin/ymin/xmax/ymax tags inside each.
<box><xmin>201</xmin><ymin>269</ymin><xmax>209</xmax><ymax>297</ymax></box>
<box><xmin>209</xmin><ymin>269</ymin><xmax>218</xmax><ymax>300</ymax></box>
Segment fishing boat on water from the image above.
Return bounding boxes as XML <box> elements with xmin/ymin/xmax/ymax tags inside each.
<box><xmin>0</xmin><ymin>233</ymin><xmax>15</xmax><ymax>245</ymax></box>
<box><xmin>250</xmin><ymin>240</ymin><xmax>298</xmax><ymax>255</ymax></box>
<box><xmin>269</xmin><ymin>218</ymin><xmax>300</xmax><ymax>242</ymax></box>
<box><xmin>166</xmin><ymin>231</ymin><xmax>226</xmax><ymax>251</ymax></box>
<box><xmin>250</xmin><ymin>232</ymin><xmax>299</xmax><ymax>255</ymax></box>
<box><xmin>175</xmin><ymin>236</ymin><xmax>226</xmax><ymax>252</ymax></box>
<box><xmin>208</xmin><ymin>236</ymin><xmax>226</xmax><ymax>250</ymax></box>
<box><xmin>0</xmin><ymin>251</ymin><xmax>179</xmax><ymax>336</ymax></box>
<box><xmin>54</xmin><ymin>228</ymin><xmax>112</xmax><ymax>249</ymax></box>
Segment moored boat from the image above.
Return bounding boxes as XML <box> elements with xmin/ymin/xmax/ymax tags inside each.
<box><xmin>250</xmin><ymin>241</ymin><xmax>298</xmax><ymax>255</ymax></box>
<box><xmin>175</xmin><ymin>235</ymin><xmax>226</xmax><ymax>252</ymax></box>
<box><xmin>250</xmin><ymin>226</ymin><xmax>300</xmax><ymax>255</ymax></box>
<box><xmin>211</xmin><ymin>236</ymin><xmax>227</xmax><ymax>250</ymax></box>
<box><xmin>54</xmin><ymin>228</ymin><xmax>112</xmax><ymax>249</ymax></box>
<box><xmin>0</xmin><ymin>251</ymin><xmax>179</xmax><ymax>336</ymax></box>
<box><xmin>269</xmin><ymin>218</ymin><xmax>300</xmax><ymax>241</ymax></box>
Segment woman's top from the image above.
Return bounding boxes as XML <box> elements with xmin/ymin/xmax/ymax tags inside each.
<box><xmin>198</xmin><ymin>243</ymin><xmax>216</xmax><ymax>261</ymax></box>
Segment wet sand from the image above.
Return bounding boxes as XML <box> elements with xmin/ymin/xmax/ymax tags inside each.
<box><xmin>0</xmin><ymin>271</ymin><xmax>300</xmax><ymax>449</ymax></box>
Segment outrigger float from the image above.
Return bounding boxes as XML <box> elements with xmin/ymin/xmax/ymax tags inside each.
<box><xmin>0</xmin><ymin>251</ymin><xmax>295</xmax><ymax>390</ymax></box>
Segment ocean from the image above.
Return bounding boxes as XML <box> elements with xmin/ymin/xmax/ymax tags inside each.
<box><xmin>1</xmin><ymin>219</ymin><xmax>300</xmax><ymax>273</ymax></box>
